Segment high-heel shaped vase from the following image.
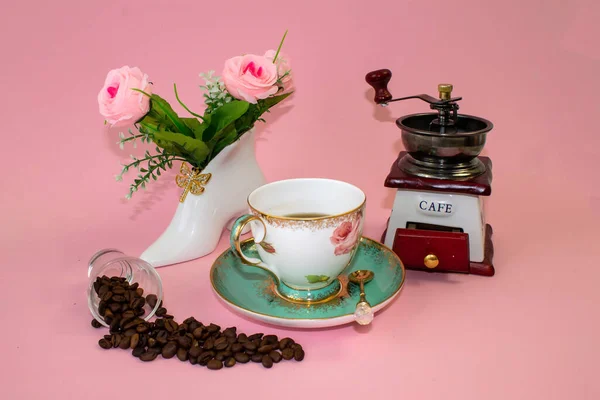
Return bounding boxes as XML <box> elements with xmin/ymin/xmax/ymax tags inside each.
<box><xmin>140</xmin><ymin>129</ymin><xmax>267</xmax><ymax>267</ymax></box>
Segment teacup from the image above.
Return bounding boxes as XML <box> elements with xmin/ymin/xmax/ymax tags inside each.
<box><xmin>230</xmin><ymin>178</ymin><xmax>366</xmax><ymax>303</ymax></box>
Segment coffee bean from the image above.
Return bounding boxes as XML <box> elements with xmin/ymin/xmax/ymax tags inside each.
<box><xmin>124</xmin><ymin>291</ymin><xmax>132</xmax><ymax>303</ymax></box>
<box><xmin>263</xmin><ymin>334</ymin><xmax>278</xmax><ymax>345</ymax></box>
<box><xmin>136</xmin><ymin>324</ymin><xmax>149</xmax><ymax>333</ymax></box>
<box><xmin>247</xmin><ymin>333</ymin><xmax>263</xmax><ymax>341</ymax></box>
<box><xmin>183</xmin><ymin>316</ymin><xmax>196</xmax><ymax>325</ymax></box>
<box><xmin>112</xmin><ymin>286</ymin><xmax>125</xmax><ymax>295</ymax></box>
<box><xmin>121</xmin><ymin>303</ymin><xmax>129</xmax><ymax>313</ymax></box>
<box><xmin>281</xmin><ymin>348</ymin><xmax>294</xmax><ymax>360</ymax></box>
<box><xmin>98</xmin><ymin>338</ymin><xmax>112</xmax><ymax>349</ymax></box>
<box><xmin>132</xmin><ymin>347</ymin><xmax>145</xmax><ymax>357</ymax></box>
<box><xmin>207</xmin><ymin>359</ymin><xmax>223</xmax><ymax>370</ymax></box>
<box><xmin>140</xmin><ymin>351</ymin><xmax>159</xmax><ymax>362</ymax></box>
<box><xmin>258</xmin><ymin>345</ymin><xmax>273</xmax><ymax>354</ymax></box>
<box><xmin>223</xmin><ymin>327</ymin><xmax>237</xmax><ymax>338</ymax></box>
<box><xmin>226</xmin><ymin>336</ymin><xmax>237</xmax><ymax>345</ymax></box>
<box><xmin>243</xmin><ymin>342</ymin><xmax>256</xmax><ymax>351</ymax></box>
<box><xmin>251</xmin><ymin>353</ymin><xmax>263</xmax><ymax>363</ymax></box>
<box><xmin>261</xmin><ymin>354</ymin><xmax>274</xmax><ymax>368</ymax></box>
<box><xmin>123</xmin><ymin>318</ymin><xmax>143</xmax><ymax>330</ymax></box>
<box><xmin>237</xmin><ymin>333</ymin><xmax>248</xmax><ymax>343</ymax></box>
<box><xmin>207</xmin><ymin>323</ymin><xmax>220</xmax><ymax>333</ymax></box>
<box><xmin>112</xmin><ymin>334</ymin><xmax>122</xmax><ymax>348</ymax></box>
<box><xmin>136</xmin><ymin>309</ymin><xmax>145</xmax><ymax>317</ymax></box>
<box><xmin>188</xmin><ymin>321</ymin><xmax>201</xmax><ymax>333</ymax></box>
<box><xmin>188</xmin><ymin>346</ymin><xmax>202</xmax><ymax>358</ymax></box>
<box><xmin>106</xmin><ymin>316</ymin><xmax>121</xmax><ymax>332</ymax></box>
<box><xmin>269</xmin><ymin>351</ymin><xmax>282</xmax><ymax>363</ymax></box>
<box><xmin>101</xmin><ymin>291</ymin><xmax>113</xmax><ymax>302</ymax></box>
<box><xmin>135</xmin><ymin>288</ymin><xmax>144</xmax><ymax>297</ymax></box>
<box><xmin>146</xmin><ymin>294</ymin><xmax>158</xmax><ymax>308</ymax></box>
<box><xmin>155</xmin><ymin>319</ymin><xmax>165</xmax><ymax>329</ymax></box>
<box><xmin>122</xmin><ymin>310</ymin><xmax>135</xmax><ymax>321</ymax></box>
<box><xmin>224</xmin><ymin>357</ymin><xmax>236</xmax><ymax>368</ymax></box>
<box><xmin>192</xmin><ymin>327</ymin><xmax>204</xmax><ymax>339</ymax></box>
<box><xmin>98</xmin><ymin>285</ymin><xmax>110</xmax><ymax>297</ymax></box>
<box><xmin>155</xmin><ymin>307</ymin><xmax>167</xmax><ymax>317</ymax></box>
<box><xmin>214</xmin><ymin>337</ymin><xmax>228</xmax><ymax>350</ymax></box>
<box><xmin>109</xmin><ymin>303</ymin><xmax>121</xmax><ymax>313</ymax></box>
<box><xmin>124</xmin><ymin>329</ymin><xmax>137</xmax><ymax>337</ymax></box>
<box><xmin>112</xmin><ymin>295</ymin><xmax>126</xmax><ymax>303</ymax></box>
<box><xmin>129</xmin><ymin>282</ymin><xmax>139</xmax><ymax>290</ymax></box>
<box><xmin>177</xmin><ymin>348</ymin><xmax>189</xmax><ymax>362</ymax></box>
<box><xmin>103</xmin><ymin>334</ymin><xmax>112</xmax><ymax>341</ymax></box>
<box><xmin>291</xmin><ymin>343</ymin><xmax>303</xmax><ymax>351</ymax></box>
<box><xmin>165</xmin><ymin>319</ymin><xmax>178</xmax><ymax>332</ymax></box>
<box><xmin>231</xmin><ymin>343</ymin><xmax>243</xmax><ymax>353</ymax></box>
<box><xmin>162</xmin><ymin>342</ymin><xmax>178</xmax><ymax>359</ymax></box>
<box><xmin>294</xmin><ymin>348</ymin><xmax>305</xmax><ymax>361</ymax></box>
<box><xmin>147</xmin><ymin>338</ymin><xmax>157</xmax><ymax>348</ymax></box>
<box><xmin>98</xmin><ymin>301</ymin><xmax>107</xmax><ymax>316</ymax></box>
<box><xmin>177</xmin><ymin>335</ymin><xmax>192</xmax><ymax>349</ymax></box>
<box><xmin>163</xmin><ymin>314</ymin><xmax>174</xmax><ymax>319</ymax></box>
<box><xmin>91</xmin><ymin>319</ymin><xmax>103</xmax><ymax>328</ymax></box>
<box><xmin>156</xmin><ymin>330</ymin><xmax>169</xmax><ymax>345</ymax></box>
<box><xmin>279</xmin><ymin>338</ymin><xmax>294</xmax><ymax>350</ymax></box>
<box><xmin>199</xmin><ymin>351</ymin><xmax>215</xmax><ymax>364</ymax></box>
<box><xmin>130</xmin><ymin>334</ymin><xmax>140</xmax><ymax>349</ymax></box>
<box><xmin>119</xmin><ymin>336</ymin><xmax>131</xmax><ymax>349</ymax></box>
<box><xmin>203</xmin><ymin>338</ymin><xmax>215</xmax><ymax>350</ymax></box>
<box><xmin>189</xmin><ymin>357</ymin><xmax>199</xmax><ymax>365</ymax></box>
<box><xmin>93</xmin><ymin>280</ymin><xmax>101</xmax><ymax>294</ymax></box>
<box><xmin>215</xmin><ymin>352</ymin><xmax>226</xmax><ymax>361</ymax></box>
<box><xmin>234</xmin><ymin>352</ymin><xmax>250</xmax><ymax>363</ymax></box>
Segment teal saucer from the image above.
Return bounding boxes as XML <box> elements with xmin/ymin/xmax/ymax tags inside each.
<box><xmin>210</xmin><ymin>237</ymin><xmax>406</xmax><ymax>328</ymax></box>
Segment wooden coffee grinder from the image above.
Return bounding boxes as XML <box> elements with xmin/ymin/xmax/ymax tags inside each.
<box><xmin>365</xmin><ymin>69</ymin><xmax>495</xmax><ymax>276</ymax></box>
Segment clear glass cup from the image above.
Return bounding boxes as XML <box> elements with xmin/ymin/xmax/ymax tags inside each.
<box><xmin>87</xmin><ymin>248</ymin><xmax>163</xmax><ymax>327</ymax></box>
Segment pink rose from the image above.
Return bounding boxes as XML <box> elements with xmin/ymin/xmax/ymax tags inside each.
<box><xmin>221</xmin><ymin>54</ymin><xmax>278</xmax><ymax>104</ymax></box>
<box><xmin>264</xmin><ymin>49</ymin><xmax>294</xmax><ymax>93</ymax></box>
<box><xmin>98</xmin><ymin>66</ymin><xmax>152</xmax><ymax>127</ymax></box>
<box><xmin>330</xmin><ymin>213</ymin><xmax>362</xmax><ymax>256</ymax></box>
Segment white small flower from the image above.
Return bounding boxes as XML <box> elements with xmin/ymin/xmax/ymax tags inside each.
<box><xmin>125</xmin><ymin>193</ymin><xmax>132</xmax><ymax>200</ymax></box>
<box><xmin>130</xmin><ymin>154</ymin><xmax>136</xmax><ymax>160</ymax></box>
<box><xmin>119</xmin><ymin>141</ymin><xmax>124</xmax><ymax>150</ymax></box>
<box><xmin>115</xmin><ymin>174</ymin><xmax>123</xmax><ymax>181</ymax></box>
<box><xmin>119</xmin><ymin>132</ymin><xmax>125</xmax><ymax>139</ymax></box>
<box><xmin>133</xmin><ymin>141</ymin><xmax>137</xmax><ymax>149</ymax></box>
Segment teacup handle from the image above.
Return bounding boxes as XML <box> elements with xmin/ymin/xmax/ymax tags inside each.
<box><xmin>229</xmin><ymin>214</ymin><xmax>280</xmax><ymax>279</ymax></box>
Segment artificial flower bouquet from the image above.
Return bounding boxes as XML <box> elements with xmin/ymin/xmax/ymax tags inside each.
<box><xmin>97</xmin><ymin>32</ymin><xmax>293</xmax><ymax>199</ymax></box>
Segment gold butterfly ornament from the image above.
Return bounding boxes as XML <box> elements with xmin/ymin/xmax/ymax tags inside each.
<box><xmin>175</xmin><ymin>163</ymin><xmax>212</xmax><ymax>203</ymax></box>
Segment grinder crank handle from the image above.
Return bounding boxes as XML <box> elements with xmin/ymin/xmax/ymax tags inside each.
<box><xmin>365</xmin><ymin>69</ymin><xmax>462</xmax><ymax>105</ymax></box>
<box><xmin>365</xmin><ymin>69</ymin><xmax>393</xmax><ymax>104</ymax></box>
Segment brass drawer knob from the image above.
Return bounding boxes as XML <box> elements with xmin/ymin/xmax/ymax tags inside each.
<box><xmin>424</xmin><ymin>254</ymin><xmax>439</xmax><ymax>269</ymax></box>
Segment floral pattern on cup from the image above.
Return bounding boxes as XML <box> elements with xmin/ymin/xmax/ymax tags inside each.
<box><xmin>259</xmin><ymin>241</ymin><xmax>276</xmax><ymax>254</ymax></box>
<box><xmin>330</xmin><ymin>211</ymin><xmax>362</xmax><ymax>256</ymax></box>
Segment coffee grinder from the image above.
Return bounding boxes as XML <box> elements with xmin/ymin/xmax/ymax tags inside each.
<box><xmin>365</xmin><ymin>69</ymin><xmax>495</xmax><ymax>276</ymax></box>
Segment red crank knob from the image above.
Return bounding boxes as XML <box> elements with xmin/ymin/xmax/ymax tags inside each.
<box><xmin>365</xmin><ymin>69</ymin><xmax>393</xmax><ymax>104</ymax></box>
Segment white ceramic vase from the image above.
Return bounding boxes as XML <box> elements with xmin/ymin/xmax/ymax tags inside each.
<box><xmin>140</xmin><ymin>129</ymin><xmax>267</xmax><ymax>267</ymax></box>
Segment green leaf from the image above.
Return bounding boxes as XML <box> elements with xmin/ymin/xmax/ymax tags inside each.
<box><xmin>133</xmin><ymin>90</ymin><xmax>194</xmax><ymax>138</ymax></box>
<box><xmin>202</xmin><ymin>100</ymin><xmax>249</xmax><ymax>142</ymax></box>
<box><xmin>209</xmin><ymin>123</ymin><xmax>239</xmax><ymax>159</ymax></box>
<box><xmin>258</xmin><ymin>92</ymin><xmax>292</xmax><ymax>110</ymax></box>
<box><xmin>305</xmin><ymin>275</ymin><xmax>330</xmax><ymax>284</ymax></box>
<box><xmin>152</xmin><ymin>131</ymin><xmax>210</xmax><ymax>166</ymax></box>
<box><xmin>181</xmin><ymin>117</ymin><xmax>209</xmax><ymax>140</ymax></box>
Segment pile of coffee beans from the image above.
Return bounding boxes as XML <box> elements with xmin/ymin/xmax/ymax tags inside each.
<box><xmin>91</xmin><ymin>276</ymin><xmax>305</xmax><ymax>370</ymax></box>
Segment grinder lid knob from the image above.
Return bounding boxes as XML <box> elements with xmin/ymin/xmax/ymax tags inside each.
<box><xmin>438</xmin><ymin>84</ymin><xmax>453</xmax><ymax>100</ymax></box>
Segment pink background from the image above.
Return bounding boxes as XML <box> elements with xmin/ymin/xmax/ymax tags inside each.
<box><xmin>2</xmin><ymin>0</ymin><xmax>599</xmax><ymax>398</ymax></box>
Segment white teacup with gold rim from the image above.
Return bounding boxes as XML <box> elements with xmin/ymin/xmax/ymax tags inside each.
<box><xmin>229</xmin><ymin>178</ymin><xmax>366</xmax><ymax>303</ymax></box>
